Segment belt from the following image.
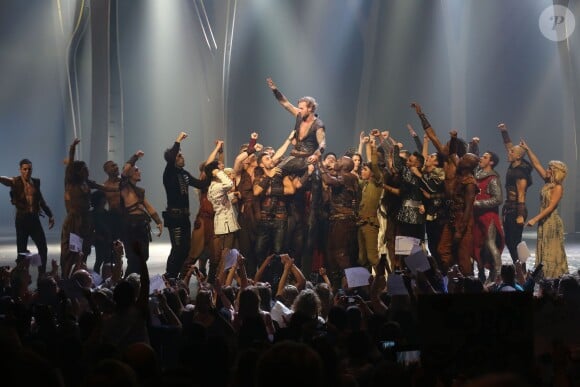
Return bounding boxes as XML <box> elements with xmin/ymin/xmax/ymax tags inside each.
<box><xmin>166</xmin><ymin>208</ymin><xmax>190</xmax><ymax>216</ymax></box>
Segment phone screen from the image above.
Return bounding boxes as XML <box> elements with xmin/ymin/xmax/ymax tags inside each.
<box><xmin>396</xmin><ymin>350</ymin><xmax>421</xmax><ymax>367</ymax></box>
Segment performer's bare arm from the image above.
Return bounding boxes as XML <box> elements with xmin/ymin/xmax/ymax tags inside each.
<box><xmin>143</xmin><ymin>198</ymin><xmax>163</xmax><ymax>237</ymax></box>
<box><xmin>515</xmin><ymin>179</ymin><xmax>527</xmax><ymax>225</ymax></box>
<box><xmin>0</xmin><ymin>176</ymin><xmax>14</xmax><ymax>186</ymax></box>
<box><xmin>266</xmin><ymin>77</ymin><xmax>299</xmax><ymax>117</ymax></box>
<box><xmin>205</xmin><ymin>140</ymin><xmax>224</xmax><ymax>166</ymax></box>
<box><xmin>272</xmin><ymin>130</ymin><xmax>296</xmax><ymax>163</ymax></box>
<box><xmin>519</xmin><ymin>139</ymin><xmax>547</xmax><ymax>180</ymax></box>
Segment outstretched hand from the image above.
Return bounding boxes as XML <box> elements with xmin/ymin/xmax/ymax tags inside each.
<box><xmin>497</xmin><ymin>123</ymin><xmax>507</xmax><ymax>131</ymax></box>
<box><xmin>410</xmin><ymin>102</ymin><xmax>422</xmax><ymax>114</ymax></box>
<box><xmin>177</xmin><ymin>132</ymin><xmax>188</xmax><ymax>142</ymax></box>
<box><xmin>266</xmin><ymin>77</ymin><xmax>277</xmax><ymax>90</ymax></box>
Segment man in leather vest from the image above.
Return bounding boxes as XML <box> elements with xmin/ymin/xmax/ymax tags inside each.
<box><xmin>1</xmin><ymin>159</ymin><xmax>55</xmax><ymax>274</ymax></box>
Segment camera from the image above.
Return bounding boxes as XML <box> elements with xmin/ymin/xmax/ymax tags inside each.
<box><xmin>531</xmin><ymin>263</ymin><xmax>544</xmax><ymax>280</ymax></box>
<box><xmin>347</xmin><ymin>297</ymin><xmax>356</xmax><ymax>304</ymax></box>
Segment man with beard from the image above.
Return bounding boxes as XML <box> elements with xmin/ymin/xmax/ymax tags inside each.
<box><xmin>266</xmin><ymin>77</ymin><xmax>326</xmax><ymax>174</ymax></box>
<box><xmin>473</xmin><ymin>151</ymin><xmax>505</xmax><ymax>283</ymax></box>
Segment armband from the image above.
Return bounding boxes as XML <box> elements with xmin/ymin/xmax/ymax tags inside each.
<box><xmin>273</xmin><ymin>89</ymin><xmax>284</xmax><ymax>102</ymax></box>
<box><xmin>127</xmin><ymin>154</ymin><xmax>140</xmax><ymax>167</ymax></box>
<box><xmin>418</xmin><ymin>113</ymin><xmax>431</xmax><ymax>131</ymax></box>
<box><xmin>501</xmin><ymin>130</ymin><xmax>512</xmax><ymax>145</ymax></box>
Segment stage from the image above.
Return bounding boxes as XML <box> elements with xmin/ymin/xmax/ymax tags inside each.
<box><xmin>1</xmin><ymin>230</ymin><xmax>578</xmax><ymax>286</ymax></box>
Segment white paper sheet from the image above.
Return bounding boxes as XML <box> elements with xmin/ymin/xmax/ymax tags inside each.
<box><xmin>517</xmin><ymin>241</ymin><xmax>530</xmax><ymax>263</ymax></box>
<box><xmin>69</xmin><ymin>233</ymin><xmax>83</xmax><ymax>253</ymax></box>
<box><xmin>344</xmin><ymin>266</ymin><xmax>371</xmax><ymax>288</ymax></box>
<box><xmin>395</xmin><ymin>236</ymin><xmax>421</xmax><ymax>256</ymax></box>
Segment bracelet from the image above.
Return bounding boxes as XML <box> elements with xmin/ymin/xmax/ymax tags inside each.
<box><xmin>418</xmin><ymin>113</ymin><xmax>431</xmax><ymax>131</ymax></box>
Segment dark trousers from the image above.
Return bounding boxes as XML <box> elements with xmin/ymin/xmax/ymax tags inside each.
<box><xmin>503</xmin><ymin>209</ymin><xmax>525</xmax><ymax>264</ymax></box>
<box><xmin>426</xmin><ymin>220</ymin><xmax>444</xmax><ymax>271</ymax></box>
<box><xmin>123</xmin><ymin>215</ymin><xmax>150</xmax><ymax>277</ymax></box>
<box><xmin>255</xmin><ymin>219</ymin><xmax>287</xmax><ymax>267</ymax></box>
<box><xmin>165</xmin><ymin>221</ymin><xmax>192</xmax><ymax>279</ymax></box>
<box><xmin>16</xmin><ymin>213</ymin><xmax>48</xmax><ymax>273</ymax></box>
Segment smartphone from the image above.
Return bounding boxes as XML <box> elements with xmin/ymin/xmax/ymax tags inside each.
<box><xmin>396</xmin><ymin>350</ymin><xmax>421</xmax><ymax>367</ymax></box>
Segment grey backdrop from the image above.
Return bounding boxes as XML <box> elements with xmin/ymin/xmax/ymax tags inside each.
<box><xmin>0</xmin><ymin>0</ymin><xmax>578</xmax><ymax>238</ymax></box>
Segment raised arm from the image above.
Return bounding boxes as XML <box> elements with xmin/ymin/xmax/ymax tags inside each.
<box><xmin>421</xmin><ymin>133</ymin><xmax>430</xmax><ymax>160</ymax></box>
<box><xmin>233</xmin><ymin>132</ymin><xmax>259</xmax><ymax>173</ymax></box>
<box><xmin>205</xmin><ymin>140</ymin><xmax>225</xmax><ymax>167</ymax></box>
<box><xmin>358</xmin><ymin>131</ymin><xmax>366</xmax><ymax>161</ymax></box>
<box><xmin>497</xmin><ymin>123</ymin><xmax>514</xmax><ymax>153</ymax></box>
<box><xmin>266</xmin><ymin>77</ymin><xmax>299</xmax><ymax>116</ymax></box>
<box><xmin>519</xmin><ymin>139</ymin><xmax>547</xmax><ymax>180</ymax></box>
<box><xmin>122</xmin><ymin>150</ymin><xmax>144</xmax><ymax>177</ymax></box>
<box><xmin>410</xmin><ymin>103</ymin><xmax>447</xmax><ymax>157</ymax></box>
<box><xmin>65</xmin><ymin>138</ymin><xmax>81</xmax><ymax>183</ymax></box>
<box><xmin>407</xmin><ymin>123</ymin><xmax>423</xmax><ymax>151</ymax></box>
<box><xmin>272</xmin><ymin>130</ymin><xmax>296</xmax><ymax>163</ymax></box>
<box><xmin>166</xmin><ymin>132</ymin><xmax>187</xmax><ymax>166</ymax></box>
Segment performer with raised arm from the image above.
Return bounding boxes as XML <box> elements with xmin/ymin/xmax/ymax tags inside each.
<box><xmin>61</xmin><ymin>138</ymin><xmax>113</xmax><ymax>278</ymax></box>
<box><xmin>266</xmin><ymin>77</ymin><xmax>326</xmax><ymax>174</ymax></box>
<box><xmin>162</xmin><ymin>131</ymin><xmax>210</xmax><ymax>279</ymax></box>
<box><xmin>1</xmin><ymin>159</ymin><xmax>55</xmax><ymax>274</ymax></box>
<box><xmin>411</xmin><ymin>103</ymin><xmax>478</xmax><ymax>276</ymax></box>
<box><xmin>120</xmin><ymin>150</ymin><xmax>163</xmax><ymax>276</ymax></box>
<box><xmin>521</xmin><ymin>140</ymin><xmax>569</xmax><ymax>279</ymax></box>
<box><xmin>497</xmin><ymin>123</ymin><xmax>532</xmax><ymax>264</ymax></box>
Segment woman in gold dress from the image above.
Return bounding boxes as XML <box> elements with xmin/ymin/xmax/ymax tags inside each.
<box><xmin>521</xmin><ymin>140</ymin><xmax>569</xmax><ymax>278</ymax></box>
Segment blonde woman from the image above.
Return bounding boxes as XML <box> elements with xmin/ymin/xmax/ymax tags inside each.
<box><xmin>521</xmin><ymin>140</ymin><xmax>569</xmax><ymax>278</ymax></box>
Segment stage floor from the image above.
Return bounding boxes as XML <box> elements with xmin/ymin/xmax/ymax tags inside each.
<box><xmin>1</xmin><ymin>231</ymin><xmax>578</xmax><ymax>285</ymax></box>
